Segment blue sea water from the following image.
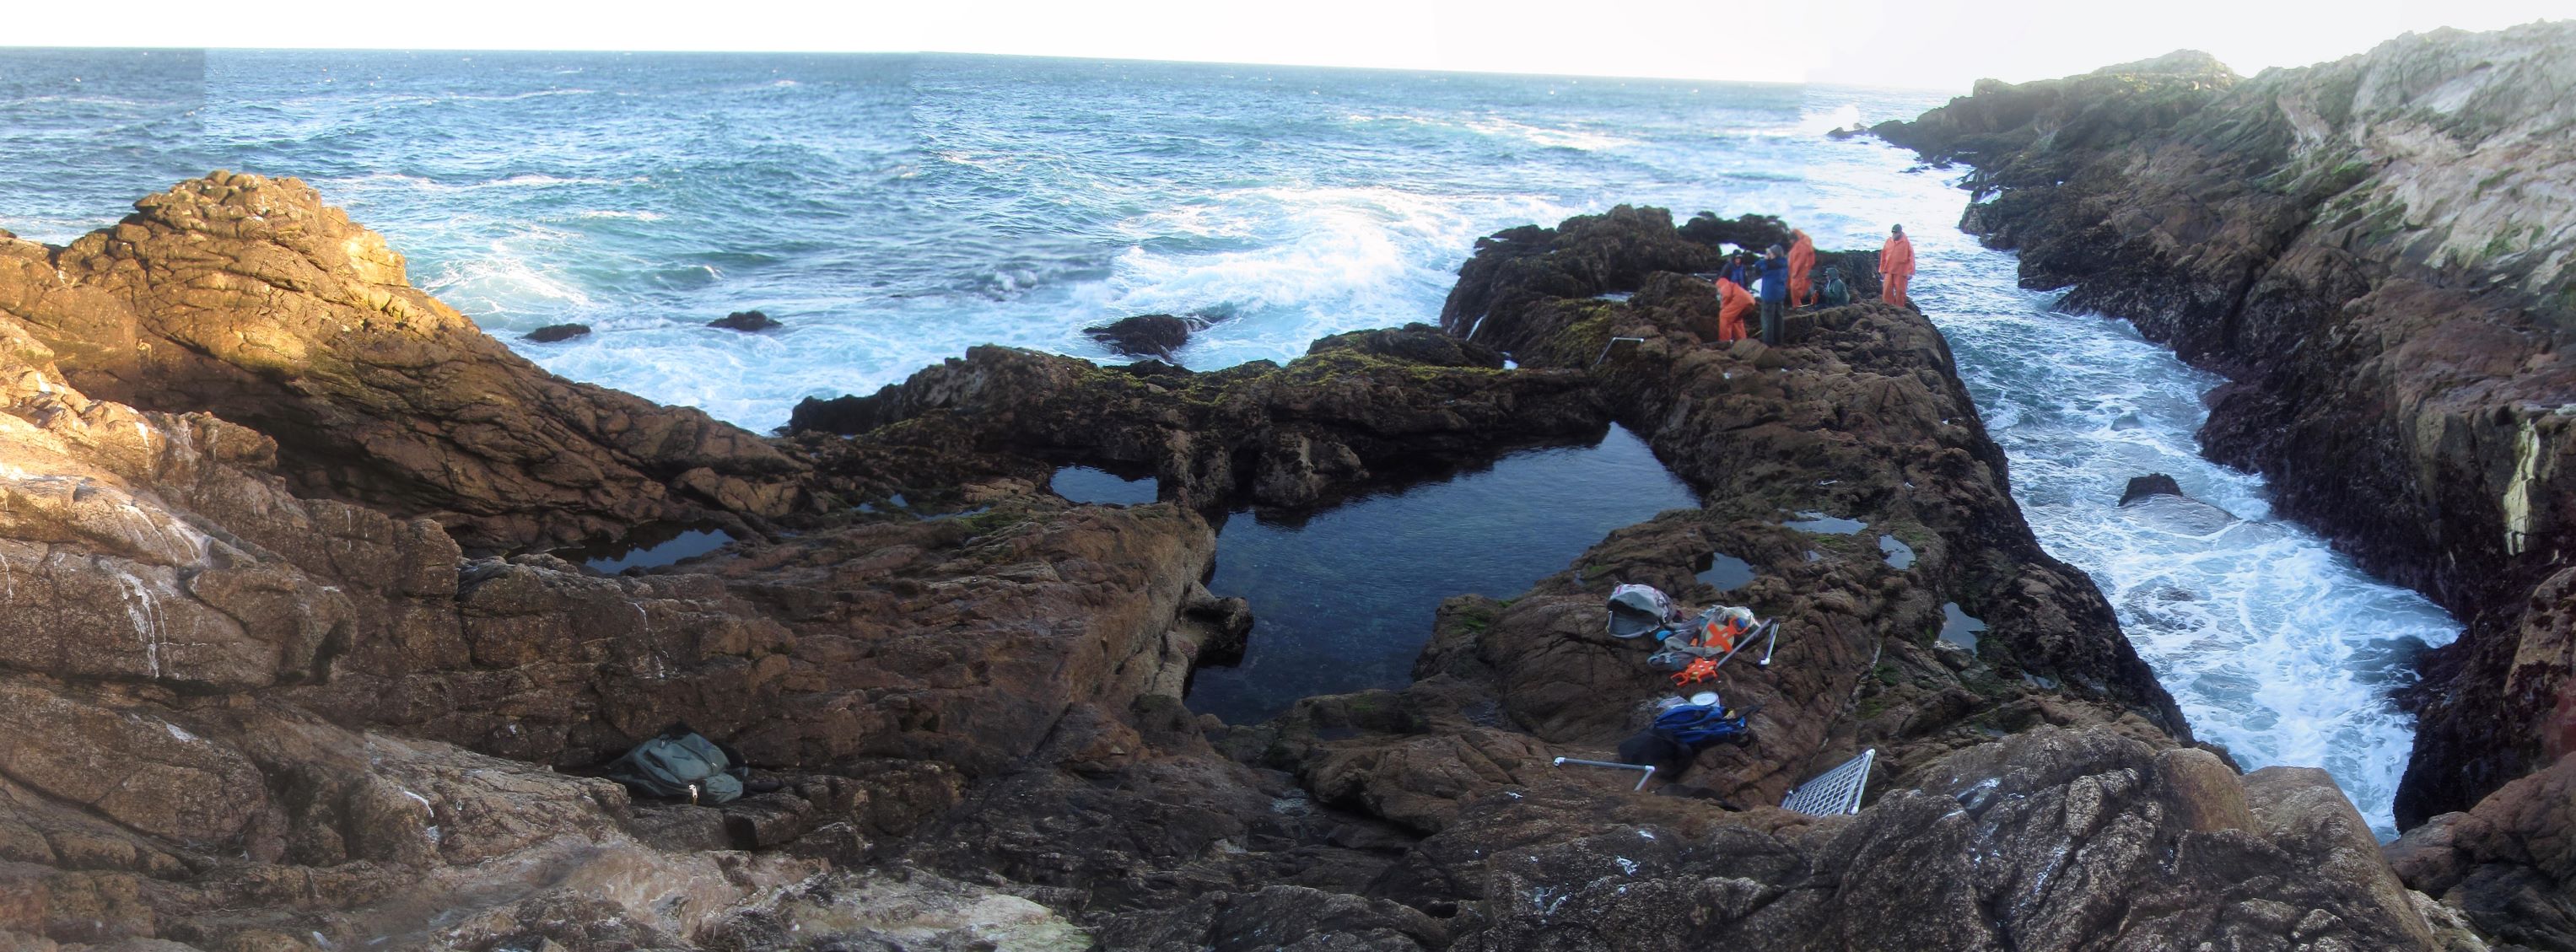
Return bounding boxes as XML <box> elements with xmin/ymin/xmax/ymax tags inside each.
<box><xmin>0</xmin><ymin>49</ymin><xmax>2455</xmax><ymax>835</ymax></box>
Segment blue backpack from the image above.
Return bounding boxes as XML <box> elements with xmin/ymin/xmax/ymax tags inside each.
<box><xmin>1653</xmin><ymin>702</ymin><xmax>1752</xmax><ymax>749</ymax></box>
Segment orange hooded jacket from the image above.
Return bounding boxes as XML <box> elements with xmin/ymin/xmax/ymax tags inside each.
<box><xmin>1714</xmin><ymin>277</ymin><xmax>1754</xmax><ymax>342</ymax></box>
<box><xmin>1879</xmin><ymin>233</ymin><xmax>1916</xmax><ymax>306</ymax></box>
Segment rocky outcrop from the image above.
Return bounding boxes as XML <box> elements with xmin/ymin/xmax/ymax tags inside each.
<box><xmin>0</xmin><ymin>179</ymin><xmax>2472</xmax><ymax>949</ymax></box>
<box><xmin>1873</xmin><ymin>23</ymin><xmax>2576</xmax><ymax>829</ymax></box>
<box><xmin>0</xmin><ymin>173</ymin><xmax>806</xmax><ymax>551</ymax></box>
<box><xmin>1452</xmin><ymin>727</ymin><xmax>2455</xmax><ymax>951</ymax></box>
<box><xmin>1678</xmin><ymin>211</ymin><xmax>1792</xmax><ymax>253</ymax></box>
<box><xmin>2389</xmin><ymin>749</ymin><xmax>2576</xmax><ymax>949</ymax></box>
<box><xmin>1085</xmin><ymin>313</ymin><xmax>1199</xmax><ymax>361</ymax></box>
<box><xmin>523</xmin><ymin>322</ymin><xmax>591</xmax><ymax>342</ymax></box>
<box><xmin>2120</xmin><ymin>473</ymin><xmax>2185</xmax><ymax>505</ymax></box>
<box><xmin>1438</xmin><ymin>205</ymin><xmax>1722</xmax><ymax>351</ymax></box>
<box><xmin>786</xmin><ymin>323</ymin><xmax>1610</xmax><ymax>514</ymax></box>
<box><xmin>708</xmin><ymin>310</ymin><xmax>779</xmax><ymax>332</ymax></box>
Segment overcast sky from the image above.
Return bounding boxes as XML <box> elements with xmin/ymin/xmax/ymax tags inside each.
<box><xmin>8</xmin><ymin>0</ymin><xmax>2570</xmax><ymax>89</ymax></box>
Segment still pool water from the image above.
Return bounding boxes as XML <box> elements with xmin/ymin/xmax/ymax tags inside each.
<box><xmin>1186</xmin><ymin>424</ymin><xmax>1696</xmax><ymax>723</ymax></box>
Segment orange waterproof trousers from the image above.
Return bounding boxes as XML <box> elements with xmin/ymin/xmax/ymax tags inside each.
<box><xmin>1787</xmin><ymin>232</ymin><xmax>1815</xmax><ymax>307</ymax></box>
<box><xmin>1878</xmin><ymin>234</ymin><xmax>1916</xmax><ymax>307</ymax></box>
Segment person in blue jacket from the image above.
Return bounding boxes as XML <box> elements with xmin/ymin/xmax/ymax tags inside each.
<box><xmin>1723</xmin><ymin>251</ymin><xmax>1755</xmax><ymax>289</ymax></box>
<box><xmin>1758</xmin><ymin>245</ymin><xmax>1791</xmax><ymax>345</ymax></box>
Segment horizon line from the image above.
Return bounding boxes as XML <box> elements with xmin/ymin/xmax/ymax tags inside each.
<box><xmin>0</xmin><ymin>45</ymin><xmax>1970</xmax><ymax>93</ymax></box>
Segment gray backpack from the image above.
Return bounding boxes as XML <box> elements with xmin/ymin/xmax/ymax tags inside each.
<box><xmin>605</xmin><ymin>729</ymin><xmax>747</xmax><ymax>804</ymax></box>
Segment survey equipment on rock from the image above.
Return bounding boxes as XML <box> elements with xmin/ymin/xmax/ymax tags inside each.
<box><xmin>1647</xmin><ymin>612</ymin><xmax>1781</xmax><ymax>674</ymax></box>
<box><xmin>1592</xmin><ymin>336</ymin><xmax>1647</xmax><ymax>367</ymax></box>
<box><xmin>1607</xmin><ymin>584</ymin><xmax>1682</xmax><ymax>638</ymax></box>
<box><xmin>1551</xmin><ymin>756</ymin><xmax>1656</xmax><ymax>791</ymax></box>
<box><xmin>1781</xmin><ymin>749</ymin><xmax>1875</xmax><ymax>816</ymax></box>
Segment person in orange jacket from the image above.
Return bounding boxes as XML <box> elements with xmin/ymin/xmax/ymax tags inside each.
<box><xmin>1713</xmin><ymin>275</ymin><xmax>1754</xmax><ymax>342</ymax></box>
<box><xmin>1879</xmin><ymin>224</ymin><xmax>1916</xmax><ymax>307</ymax></box>
<box><xmin>1787</xmin><ymin>229</ymin><xmax>1816</xmax><ymax>308</ymax></box>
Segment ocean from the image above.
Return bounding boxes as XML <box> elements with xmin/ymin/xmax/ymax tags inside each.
<box><xmin>0</xmin><ymin>48</ymin><xmax>2455</xmax><ymax>836</ymax></box>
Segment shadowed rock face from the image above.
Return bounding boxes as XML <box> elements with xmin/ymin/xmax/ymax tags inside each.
<box><xmin>1876</xmin><ymin>22</ymin><xmax>2576</xmax><ymax>830</ymax></box>
<box><xmin>0</xmin><ymin>179</ymin><xmax>2471</xmax><ymax>950</ymax></box>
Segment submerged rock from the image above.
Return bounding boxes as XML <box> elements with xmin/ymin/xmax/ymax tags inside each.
<box><xmin>709</xmin><ymin>309</ymin><xmax>781</xmax><ymax>332</ymax></box>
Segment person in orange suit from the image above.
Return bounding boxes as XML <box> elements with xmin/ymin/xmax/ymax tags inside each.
<box><xmin>1787</xmin><ymin>229</ymin><xmax>1816</xmax><ymax>308</ymax></box>
<box><xmin>1713</xmin><ymin>275</ymin><xmax>1754</xmax><ymax>342</ymax></box>
<box><xmin>1879</xmin><ymin>223</ymin><xmax>1916</xmax><ymax>307</ymax></box>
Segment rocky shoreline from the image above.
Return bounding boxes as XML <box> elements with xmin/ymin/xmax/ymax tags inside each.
<box><xmin>0</xmin><ymin>177</ymin><xmax>2488</xmax><ymax>949</ymax></box>
<box><xmin>1873</xmin><ymin>21</ymin><xmax>2576</xmax><ymax>946</ymax></box>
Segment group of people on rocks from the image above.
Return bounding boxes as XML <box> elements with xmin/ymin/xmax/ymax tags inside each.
<box><xmin>1708</xmin><ymin>223</ymin><xmax>1916</xmax><ymax>345</ymax></box>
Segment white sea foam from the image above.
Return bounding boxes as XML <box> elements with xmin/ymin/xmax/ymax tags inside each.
<box><xmin>1463</xmin><ymin>116</ymin><xmax>1637</xmax><ymax>152</ymax></box>
<box><xmin>1817</xmin><ymin>141</ymin><xmax>2457</xmax><ymax>839</ymax></box>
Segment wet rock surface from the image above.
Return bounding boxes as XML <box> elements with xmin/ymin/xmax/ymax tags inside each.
<box><xmin>2117</xmin><ymin>473</ymin><xmax>2185</xmax><ymax>506</ymax></box>
<box><xmin>708</xmin><ymin>310</ymin><xmax>779</xmax><ymax>332</ymax></box>
<box><xmin>1084</xmin><ymin>313</ymin><xmax>1198</xmax><ymax>361</ymax></box>
<box><xmin>523</xmin><ymin>322</ymin><xmax>591</xmax><ymax>342</ymax></box>
<box><xmin>0</xmin><ymin>176</ymin><xmax>2470</xmax><ymax>949</ymax></box>
<box><xmin>1874</xmin><ymin>22</ymin><xmax>2576</xmax><ymax>832</ymax></box>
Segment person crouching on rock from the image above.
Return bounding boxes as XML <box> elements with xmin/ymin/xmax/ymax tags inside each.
<box><xmin>1787</xmin><ymin>229</ymin><xmax>1816</xmax><ymax>308</ymax></box>
<box><xmin>1758</xmin><ymin>245</ymin><xmax>1791</xmax><ymax>345</ymax></box>
<box><xmin>1879</xmin><ymin>223</ymin><xmax>1916</xmax><ymax>308</ymax></box>
<box><xmin>1711</xmin><ymin>272</ymin><xmax>1754</xmax><ymax>342</ymax></box>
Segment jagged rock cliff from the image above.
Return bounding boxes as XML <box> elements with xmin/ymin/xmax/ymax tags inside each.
<box><xmin>0</xmin><ymin>179</ymin><xmax>2476</xmax><ymax>950</ymax></box>
<box><xmin>1875</xmin><ymin>21</ymin><xmax>2576</xmax><ymax>946</ymax></box>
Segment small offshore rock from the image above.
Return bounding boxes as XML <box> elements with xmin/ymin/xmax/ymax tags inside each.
<box><xmin>709</xmin><ymin>310</ymin><xmax>781</xmax><ymax>332</ymax></box>
<box><xmin>524</xmin><ymin>323</ymin><xmax>591</xmax><ymax>343</ymax></box>
<box><xmin>1086</xmin><ymin>314</ymin><xmax>1195</xmax><ymax>360</ymax></box>
<box><xmin>2119</xmin><ymin>473</ymin><xmax>2185</xmax><ymax>506</ymax></box>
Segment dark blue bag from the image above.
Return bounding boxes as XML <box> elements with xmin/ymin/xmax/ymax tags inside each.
<box><xmin>1652</xmin><ymin>702</ymin><xmax>1750</xmax><ymax>749</ymax></box>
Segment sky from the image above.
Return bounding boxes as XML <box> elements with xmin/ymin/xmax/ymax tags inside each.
<box><xmin>7</xmin><ymin>0</ymin><xmax>2572</xmax><ymax>89</ymax></box>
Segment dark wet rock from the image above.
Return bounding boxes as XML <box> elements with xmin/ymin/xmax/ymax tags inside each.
<box><xmin>1086</xmin><ymin>313</ymin><xmax>1198</xmax><ymax>360</ymax></box>
<box><xmin>1451</xmin><ymin>726</ymin><xmax>2455</xmax><ymax>951</ymax></box>
<box><xmin>1437</xmin><ymin>205</ymin><xmax>1722</xmax><ymax>352</ymax></box>
<box><xmin>1877</xmin><ymin>24</ymin><xmax>2576</xmax><ymax>833</ymax></box>
<box><xmin>709</xmin><ymin>309</ymin><xmax>780</xmax><ymax>332</ymax></box>
<box><xmin>525</xmin><ymin>322</ymin><xmax>592</xmax><ymax>342</ymax></box>
<box><xmin>1679</xmin><ymin>211</ymin><xmax>1793</xmax><ymax>253</ymax></box>
<box><xmin>785</xmin><ymin>325</ymin><xmax>1609</xmax><ymax>513</ymax></box>
<box><xmin>2120</xmin><ymin>473</ymin><xmax>2185</xmax><ymax>506</ymax></box>
<box><xmin>1307</xmin><ymin>322</ymin><xmax>1504</xmax><ymax>368</ymax></box>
